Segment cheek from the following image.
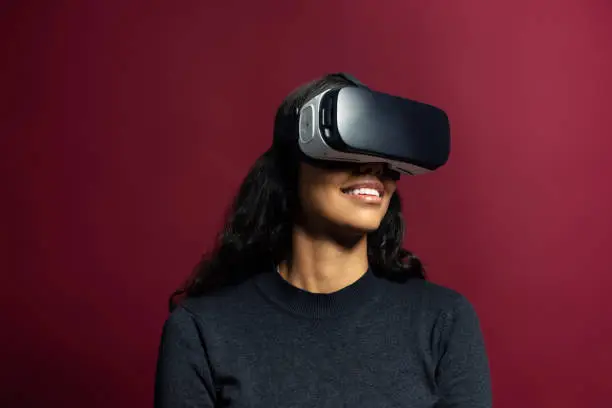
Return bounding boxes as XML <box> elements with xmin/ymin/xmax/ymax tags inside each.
<box><xmin>384</xmin><ymin>181</ymin><xmax>397</xmax><ymax>197</ymax></box>
<box><xmin>297</xmin><ymin>178</ymin><xmax>347</xmax><ymax>221</ymax></box>
<box><xmin>298</xmin><ymin>173</ymin><xmax>330</xmax><ymax>213</ymax></box>
<box><xmin>298</xmin><ymin>166</ymin><xmax>346</xmax><ymax>205</ymax></box>
<box><xmin>299</xmin><ymin>181</ymin><xmax>337</xmax><ymax>213</ymax></box>
<box><xmin>298</xmin><ymin>182</ymin><xmax>317</xmax><ymax>212</ymax></box>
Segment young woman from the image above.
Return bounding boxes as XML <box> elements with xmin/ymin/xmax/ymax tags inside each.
<box><xmin>154</xmin><ymin>74</ymin><xmax>492</xmax><ymax>408</ymax></box>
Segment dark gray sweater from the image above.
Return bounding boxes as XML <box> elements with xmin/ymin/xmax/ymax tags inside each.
<box><xmin>155</xmin><ymin>269</ymin><xmax>492</xmax><ymax>408</ymax></box>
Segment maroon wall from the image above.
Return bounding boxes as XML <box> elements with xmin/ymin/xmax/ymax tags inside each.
<box><xmin>2</xmin><ymin>1</ymin><xmax>611</xmax><ymax>407</ymax></box>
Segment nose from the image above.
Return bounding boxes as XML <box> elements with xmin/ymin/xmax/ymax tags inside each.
<box><xmin>358</xmin><ymin>163</ymin><xmax>385</xmax><ymax>176</ymax></box>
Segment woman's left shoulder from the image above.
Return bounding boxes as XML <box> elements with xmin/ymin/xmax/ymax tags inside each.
<box><xmin>386</xmin><ymin>277</ymin><xmax>479</xmax><ymax>316</ymax></box>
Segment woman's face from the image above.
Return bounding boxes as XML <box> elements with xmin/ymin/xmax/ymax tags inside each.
<box><xmin>297</xmin><ymin>161</ymin><xmax>398</xmax><ymax>236</ymax></box>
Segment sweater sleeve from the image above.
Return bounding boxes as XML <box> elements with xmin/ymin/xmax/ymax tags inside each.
<box><xmin>154</xmin><ymin>306</ymin><xmax>216</xmax><ymax>408</ymax></box>
<box><xmin>435</xmin><ymin>296</ymin><xmax>492</xmax><ymax>408</ymax></box>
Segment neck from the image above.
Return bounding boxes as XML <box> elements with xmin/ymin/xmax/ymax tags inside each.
<box><xmin>278</xmin><ymin>225</ymin><xmax>369</xmax><ymax>294</ymax></box>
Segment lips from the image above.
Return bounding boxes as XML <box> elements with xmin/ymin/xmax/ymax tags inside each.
<box><xmin>341</xmin><ymin>180</ymin><xmax>385</xmax><ymax>198</ymax></box>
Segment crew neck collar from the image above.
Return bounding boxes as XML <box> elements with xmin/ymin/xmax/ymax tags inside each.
<box><xmin>254</xmin><ymin>267</ymin><xmax>382</xmax><ymax>319</ymax></box>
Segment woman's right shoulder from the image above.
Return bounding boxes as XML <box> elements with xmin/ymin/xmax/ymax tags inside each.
<box><xmin>167</xmin><ymin>274</ymin><xmax>263</xmax><ymax>326</ymax></box>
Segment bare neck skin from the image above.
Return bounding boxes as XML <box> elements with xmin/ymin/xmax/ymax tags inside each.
<box><xmin>278</xmin><ymin>225</ymin><xmax>369</xmax><ymax>294</ymax></box>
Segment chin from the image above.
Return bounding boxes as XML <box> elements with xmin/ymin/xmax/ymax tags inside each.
<box><xmin>339</xmin><ymin>218</ymin><xmax>383</xmax><ymax>235</ymax></box>
<box><xmin>351</xmin><ymin>224</ymin><xmax>381</xmax><ymax>234</ymax></box>
<box><xmin>318</xmin><ymin>207</ymin><xmax>387</xmax><ymax>237</ymax></box>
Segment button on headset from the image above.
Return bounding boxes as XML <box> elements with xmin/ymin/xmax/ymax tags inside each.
<box><xmin>299</xmin><ymin>105</ymin><xmax>315</xmax><ymax>143</ymax></box>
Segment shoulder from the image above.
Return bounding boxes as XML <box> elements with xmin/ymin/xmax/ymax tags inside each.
<box><xmin>403</xmin><ymin>279</ymin><xmax>484</xmax><ymax>337</ymax></box>
<box><xmin>380</xmin><ymin>278</ymin><xmax>486</xmax><ymax>353</ymax></box>
<box><xmin>169</xmin><ymin>274</ymin><xmax>267</xmax><ymax>330</ymax></box>
<box><xmin>379</xmin><ymin>276</ymin><xmax>480</xmax><ymax>321</ymax></box>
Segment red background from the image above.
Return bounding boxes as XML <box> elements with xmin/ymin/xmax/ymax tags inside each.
<box><xmin>2</xmin><ymin>1</ymin><xmax>611</xmax><ymax>407</ymax></box>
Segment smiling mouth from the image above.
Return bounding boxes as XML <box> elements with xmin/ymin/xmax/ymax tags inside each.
<box><xmin>340</xmin><ymin>181</ymin><xmax>385</xmax><ymax>203</ymax></box>
<box><xmin>341</xmin><ymin>187</ymin><xmax>382</xmax><ymax>198</ymax></box>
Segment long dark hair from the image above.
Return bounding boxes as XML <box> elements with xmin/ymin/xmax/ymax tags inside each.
<box><xmin>169</xmin><ymin>74</ymin><xmax>425</xmax><ymax>311</ymax></box>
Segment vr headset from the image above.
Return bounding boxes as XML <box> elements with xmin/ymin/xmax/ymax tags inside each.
<box><xmin>275</xmin><ymin>73</ymin><xmax>450</xmax><ymax>176</ymax></box>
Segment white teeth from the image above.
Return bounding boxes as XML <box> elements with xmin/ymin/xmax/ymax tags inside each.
<box><xmin>346</xmin><ymin>188</ymin><xmax>381</xmax><ymax>197</ymax></box>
